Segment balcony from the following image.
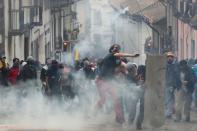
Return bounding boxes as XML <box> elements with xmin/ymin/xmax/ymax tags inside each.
<box><xmin>174</xmin><ymin>0</ymin><xmax>197</xmax><ymax>24</ymax></box>
<box><xmin>30</xmin><ymin>6</ymin><xmax>43</xmax><ymax>27</ymax></box>
<box><xmin>22</xmin><ymin>6</ymin><xmax>43</xmax><ymax>28</ymax></box>
<box><xmin>9</xmin><ymin>9</ymin><xmax>25</xmax><ymax>36</ymax></box>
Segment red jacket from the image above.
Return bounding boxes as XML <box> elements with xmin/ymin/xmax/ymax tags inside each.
<box><xmin>8</xmin><ymin>67</ymin><xmax>20</xmax><ymax>85</ymax></box>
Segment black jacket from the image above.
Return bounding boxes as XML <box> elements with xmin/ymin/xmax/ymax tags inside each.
<box><xmin>180</xmin><ymin>65</ymin><xmax>195</xmax><ymax>93</ymax></box>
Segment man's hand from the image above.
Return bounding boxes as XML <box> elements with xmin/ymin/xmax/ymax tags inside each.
<box><xmin>134</xmin><ymin>54</ymin><xmax>140</xmax><ymax>57</ymax></box>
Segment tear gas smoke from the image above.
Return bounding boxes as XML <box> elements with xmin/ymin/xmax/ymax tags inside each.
<box><xmin>0</xmin><ymin>75</ymin><xmax>142</xmax><ymax>130</ymax></box>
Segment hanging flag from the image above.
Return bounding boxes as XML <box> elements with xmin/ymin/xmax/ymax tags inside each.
<box><xmin>74</xmin><ymin>49</ymin><xmax>79</xmax><ymax>61</ymax></box>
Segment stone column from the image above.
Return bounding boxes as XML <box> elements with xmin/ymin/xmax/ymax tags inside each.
<box><xmin>144</xmin><ymin>55</ymin><xmax>166</xmax><ymax>129</ymax></box>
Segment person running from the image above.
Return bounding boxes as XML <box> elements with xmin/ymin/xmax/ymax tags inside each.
<box><xmin>96</xmin><ymin>44</ymin><xmax>139</xmax><ymax>124</ymax></box>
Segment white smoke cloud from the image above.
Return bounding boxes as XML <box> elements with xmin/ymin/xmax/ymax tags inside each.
<box><xmin>0</xmin><ymin>75</ymin><xmax>142</xmax><ymax>130</ymax></box>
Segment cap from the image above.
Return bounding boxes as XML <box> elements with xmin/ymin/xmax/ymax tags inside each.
<box><xmin>27</xmin><ymin>56</ymin><xmax>34</xmax><ymax>61</ymax></box>
<box><xmin>166</xmin><ymin>52</ymin><xmax>174</xmax><ymax>57</ymax></box>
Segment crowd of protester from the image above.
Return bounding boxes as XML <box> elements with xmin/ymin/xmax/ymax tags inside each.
<box><xmin>1</xmin><ymin>44</ymin><xmax>197</xmax><ymax>130</ymax></box>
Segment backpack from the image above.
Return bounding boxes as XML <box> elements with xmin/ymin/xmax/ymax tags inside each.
<box><xmin>22</xmin><ymin>64</ymin><xmax>37</xmax><ymax>80</ymax></box>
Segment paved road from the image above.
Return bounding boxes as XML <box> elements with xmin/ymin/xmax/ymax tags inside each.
<box><xmin>1</xmin><ymin>111</ymin><xmax>197</xmax><ymax>131</ymax></box>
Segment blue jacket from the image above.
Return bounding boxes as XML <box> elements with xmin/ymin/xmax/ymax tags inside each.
<box><xmin>192</xmin><ymin>64</ymin><xmax>197</xmax><ymax>78</ymax></box>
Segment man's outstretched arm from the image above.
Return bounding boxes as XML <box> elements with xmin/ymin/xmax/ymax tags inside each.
<box><xmin>114</xmin><ymin>53</ymin><xmax>140</xmax><ymax>57</ymax></box>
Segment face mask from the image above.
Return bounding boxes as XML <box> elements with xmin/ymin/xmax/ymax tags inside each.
<box><xmin>167</xmin><ymin>59</ymin><xmax>173</xmax><ymax>64</ymax></box>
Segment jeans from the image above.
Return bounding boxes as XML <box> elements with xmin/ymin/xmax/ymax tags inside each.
<box><xmin>165</xmin><ymin>86</ymin><xmax>175</xmax><ymax>117</ymax></box>
<box><xmin>96</xmin><ymin>78</ymin><xmax>125</xmax><ymax>124</ymax></box>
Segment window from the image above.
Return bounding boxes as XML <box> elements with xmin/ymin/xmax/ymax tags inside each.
<box><xmin>23</xmin><ymin>7</ymin><xmax>31</xmax><ymax>25</ymax></box>
<box><xmin>191</xmin><ymin>40</ymin><xmax>195</xmax><ymax>59</ymax></box>
<box><xmin>30</xmin><ymin>6</ymin><xmax>42</xmax><ymax>24</ymax></box>
<box><xmin>10</xmin><ymin>10</ymin><xmax>20</xmax><ymax>30</ymax></box>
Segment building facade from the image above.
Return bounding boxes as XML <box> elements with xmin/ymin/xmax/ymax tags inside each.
<box><xmin>4</xmin><ymin>0</ymin><xmax>43</xmax><ymax>63</ymax></box>
<box><xmin>172</xmin><ymin>0</ymin><xmax>197</xmax><ymax>60</ymax></box>
<box><xmin>2</xmin><ymin>0</ymin><xmax>80</xmax><ymax>64</ymax></box>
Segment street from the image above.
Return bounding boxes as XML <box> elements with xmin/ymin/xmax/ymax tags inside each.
<box><xmin>1</xmin><ymin>110</ymin><xmax>197</xmax><ymax>131</ymax></box>
<box><xmin>0</xmin><ymin>89</ymin><xmax>197</xmax><ymax>131</ymax></box>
